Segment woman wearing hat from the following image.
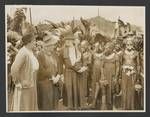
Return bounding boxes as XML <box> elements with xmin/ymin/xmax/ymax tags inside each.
<box><xmin>37</xmin><ymin>32</ymin><xmax>63</xmax><ymax>110</ymax></box>
<box><xmin>11</xmin><ymin>33</ymin><xmax>39</xmax><ymax>111</ymax></box>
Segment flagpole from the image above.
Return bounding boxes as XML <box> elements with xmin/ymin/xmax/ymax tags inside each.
<box><xmin>29</xmin><ymin>8</ymin><xmax>32</xmax><ymax>25</ymax></box>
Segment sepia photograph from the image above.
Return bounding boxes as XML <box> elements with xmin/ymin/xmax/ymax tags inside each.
<box><xmin>5</xmin><ymin>5</ymin><xmax>145</xmax><ymax>112</ymax></box>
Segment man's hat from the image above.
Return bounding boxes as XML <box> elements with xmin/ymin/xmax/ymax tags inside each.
<box><xmin>62</xmin><ymin>30</ymin><xmax>75</xmax><ymax>41</ymax></box>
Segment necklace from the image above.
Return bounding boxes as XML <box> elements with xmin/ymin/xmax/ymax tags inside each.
<box><xmin>125</xmin><ymin>49</ymin><xmax>134</xmax><ymax>55</ymax></box>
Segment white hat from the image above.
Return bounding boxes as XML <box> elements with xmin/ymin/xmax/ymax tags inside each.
<box><xmin>43</xmin><ymin>31</ymin><xmax>58</xmax><ymax>46</ymax></box>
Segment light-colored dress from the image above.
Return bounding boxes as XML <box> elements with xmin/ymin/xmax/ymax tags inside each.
<box><xmin>11</xmin><ymin>46</ymin><xmax>39</xmax><ymax>111</ymax></box>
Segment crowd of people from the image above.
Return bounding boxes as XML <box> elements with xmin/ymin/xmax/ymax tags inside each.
<box><xmin>7</xmin><ymin>8</ymin><xmax>144</xmax><ymax>111</ymax></box>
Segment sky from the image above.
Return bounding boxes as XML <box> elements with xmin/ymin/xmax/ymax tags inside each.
<box><xmin>6</xmin><ymin>5</ymin><xmax>145</xmax><ymax>30</ymax></box>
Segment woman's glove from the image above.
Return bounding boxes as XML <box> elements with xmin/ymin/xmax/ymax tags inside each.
<box><xmin>77</xmin><ymin>66</ymin><xmax>88</xmax><ymax>73</ymax></box>
<box><xmin>99</xmin><ymin>79</ymin><xmax>109</xmax><ymax>87</ymax></box>
<box><xmin>135</xmin><ymin>84</ymin><xmax>142</xmax><ymax>92</ymax></box>
<box><xmin>60</xmin><ymin>74</ymin><xmax>64</xmax><ymax>83</ymax></box>
<box><xmin>52</xmin><ymin>75</ymin><xmax>60</xmax><ymax>84</ymax></box>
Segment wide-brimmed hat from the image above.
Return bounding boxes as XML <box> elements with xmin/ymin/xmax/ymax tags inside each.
<box><xmin>43</xmin><ymin>31</ymin><xmax>59</xmax><ymax>46</ymax></box>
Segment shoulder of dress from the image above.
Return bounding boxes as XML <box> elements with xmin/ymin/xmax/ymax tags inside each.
<box><xmin>17</xmin><ymin>47</ymin><xmax>27</xmax><ymax>57</ymax></box>
<box><xmin>37</xmin><ymin>51</ymin><xmax>42</xmax><ymax>56</ymax></box>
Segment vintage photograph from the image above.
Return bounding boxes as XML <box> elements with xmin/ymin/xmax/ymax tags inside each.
<box><xmin>6</xmin><ymin>5</ymin><xmax>145</xmax><ymax>112</ymax></box>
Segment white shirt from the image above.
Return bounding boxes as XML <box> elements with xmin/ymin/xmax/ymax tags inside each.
<box><xmin>69</xmin><ymin>46</ymin><xmax>77</xmax><ymax>66</ymax></box>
